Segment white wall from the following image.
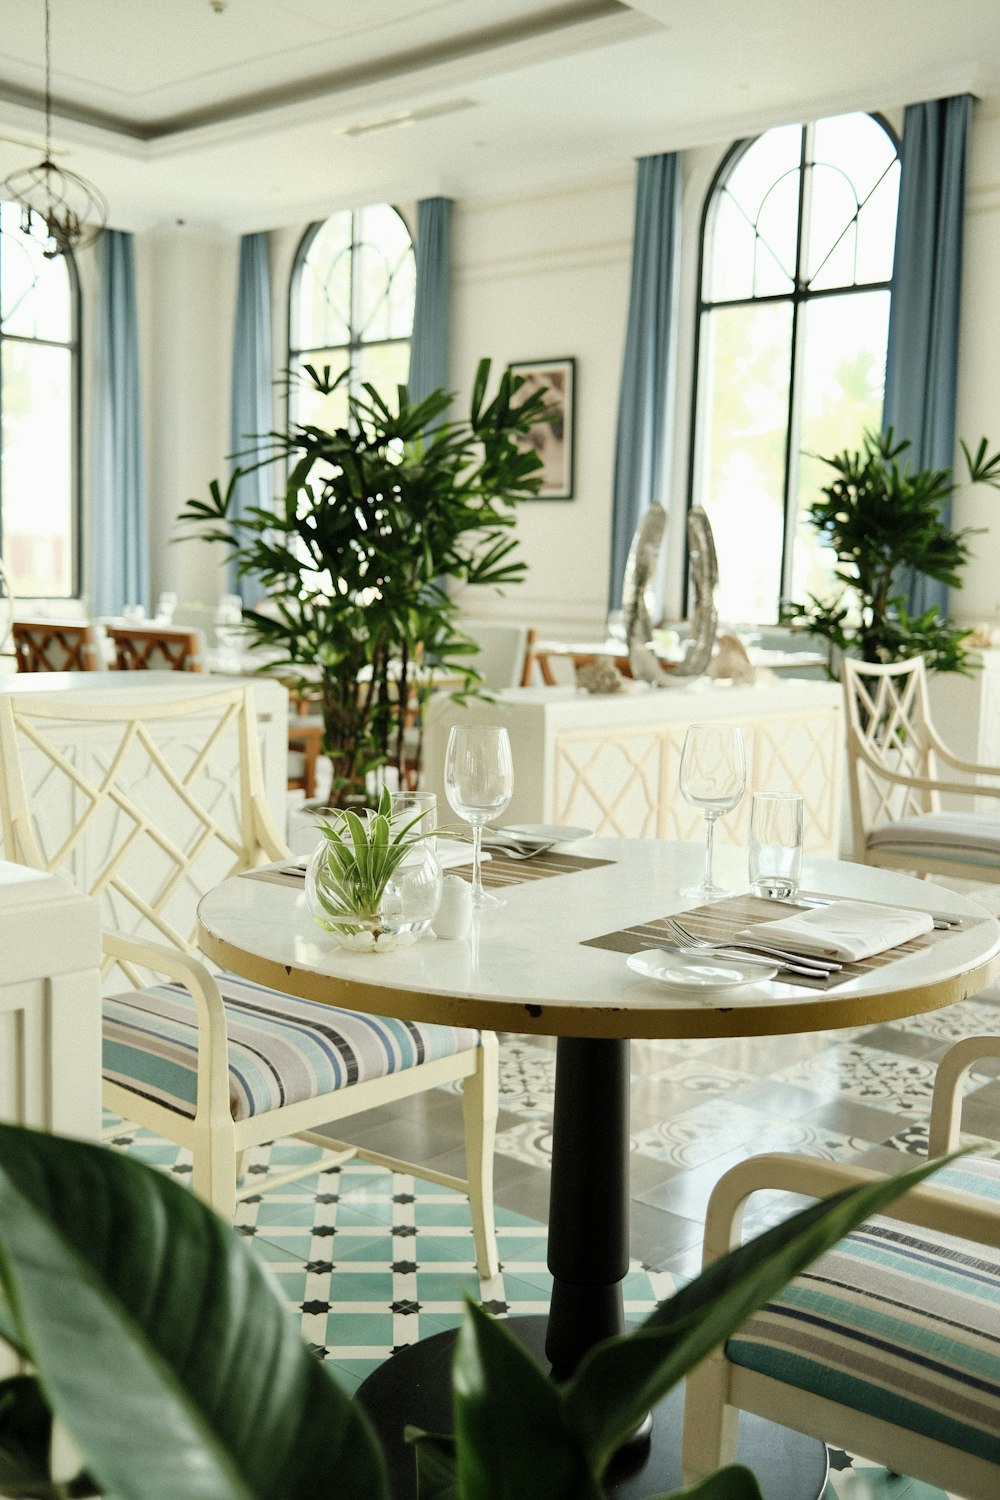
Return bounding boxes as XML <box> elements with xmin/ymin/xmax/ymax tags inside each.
<box><xmin>449</xmin><ymin>175</ymin><xmax>634</xmax><ymax>639</ymax></box>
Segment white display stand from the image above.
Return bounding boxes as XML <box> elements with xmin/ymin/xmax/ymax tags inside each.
<box><xmin>423</xmin><ymin>680</ymin><xmax>843</xmax><ymax>854</ymax></box>
<box><xmin>0</xmin><ymin>862</ymin><xmax>102</xmax><ymax>1138</ymax></box>
<box><xmin>0</xmin><ymin>670</ymin><xmax>289</xmax><ymax>834</ymax></box>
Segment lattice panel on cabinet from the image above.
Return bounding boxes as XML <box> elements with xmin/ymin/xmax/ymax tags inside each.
<box><xmin>553</xmin><ymin>707</ymin><xmax>841</xmax><ymax>852</ymax></box>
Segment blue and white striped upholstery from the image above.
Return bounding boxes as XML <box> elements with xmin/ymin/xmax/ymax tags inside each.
<box><xmin>104</xmin><ymin>976</ymin><xmax>479</xmax><ymax>1122</ymax></box>
<box><xmin>726</xmin><ymin>1157</ymin><xmax>1000</xmax><ymax>1463</ymax></box>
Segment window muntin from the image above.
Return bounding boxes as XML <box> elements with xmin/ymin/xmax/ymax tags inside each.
<box><xmin>0</xmin><ymin>201</ymin><xmax>79</xmax><ymax>599</ymax></box>
<box><xmin>691</xmin><ymin>113</ymin><xmax>900</xmax><ymax>624</ymax></box>
<box><xmin>289</xmin><ymin>204</ymin><xmax>415</xmax><ymax>433</ymax></box>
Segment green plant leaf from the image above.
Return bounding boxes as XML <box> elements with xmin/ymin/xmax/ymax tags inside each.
<box><xmin>408</xmin><ymin>1429</ymin><xmax>460</xmax><ymax>1500</ymax></box>
<box><xmin>453</xmin><ymin>1301</ymin><xmax>603</xmax><ymax>1500</ymax></box>
<box><xmin>562</xmin><ymin>1150</ymin><xmax>963</xmax><ymax>1470</ymax></box>
<box><xmin>0</xmin><ymin>1373</ymin><xmax>96</xmax><ymax>1499</ymax></box>
<box><xmin>0</xmin><ymin>1124</ymin><xmax>387</xmax><ymax>1500</ymax></box>
<box><xmin>657</xmin><ymin>1465</ymin><xmax>765</xmax><ymax>1500</ymax></box>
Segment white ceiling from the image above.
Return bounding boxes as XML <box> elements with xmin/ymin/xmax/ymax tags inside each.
<box><xmin>1</xmin><ymin>0</ymin><xmax>1000</xmax><ymax>235</ymax></box>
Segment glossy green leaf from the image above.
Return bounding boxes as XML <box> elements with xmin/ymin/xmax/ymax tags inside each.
<box><xmin>0</xmin><ymin>1124</ymin><xmax>387</xmax><ymax>1500</ymax></box>
<box><xmin>563</xmin><ymin>1151</ymin><xmax>962</xmax><ymax>1469</ymax></box>
<box><xmin>453</xmin><ymin>1301</ymin><xmax>603</xmax><ymax>1500</ymax></box>
<box><xmin>408</xmin><ymin>1428</ymin><xmax>460</xmax><ymax>1500</ymax></box>
<box><xmin>0</xmin><ymin>1374</ymin><xmax>86</xmax><ymax>1500</ymax></box>
<box><xmin>655</xmin><ymin>1464</ymin><xmax>765</xmax><ymax>1500</ymax></box>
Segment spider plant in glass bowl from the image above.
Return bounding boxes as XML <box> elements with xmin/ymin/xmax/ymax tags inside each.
<box><xmin>305</xmin><ymin>787</ymin><xmax>445</xmax><ymax>953</ymax></box>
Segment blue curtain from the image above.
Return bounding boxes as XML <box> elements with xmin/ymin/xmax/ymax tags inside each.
<box><xmin>91</xmin><ymin>230</ymin><xmax>148</xmax><ymax>616</ymax></box>
<box><xmin>608</xmin><ymin>153</ymin><xmax>680</xmax><ymax>613</ymax></box>
<box><xmin>883</xmin><ymin>94</ymin><xmax>973</xmax><ymax>617</ymax></box>
<box><xmin>229</xmin><ymin>232</ymin><xmax>273</xmax><ymax>603</ymax></box>
<box><xmin>407</xmin><ymin>197</ymin><xmax>452</xmax><ymax>406</ymax></box>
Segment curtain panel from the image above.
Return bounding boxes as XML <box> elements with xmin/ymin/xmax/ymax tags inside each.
<box><xmin>229</xmin><ymin>232</ymin><xmax>273</xmax><ymax>604</ymax></box>
<box><xmin>91</xmin><ymin>229</ymin><xmax>149</xmax><ymax>617</ymax></box>
<box><xmin>608</xmin><ymin>153</ymin><xmax>681</xmax><ymax>614</ymax></box>
<box><xmin>883</xmin><ymin>94</ymin><xmax>973</xmax><ymax>617</ymax></box>
<box><xmin>407</xmin><ymin>197</ymin><xmax>452</xmax><ymax>408</ymax></box>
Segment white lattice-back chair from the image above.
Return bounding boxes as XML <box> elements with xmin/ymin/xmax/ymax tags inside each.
<box><xmin>682</xmin><ymin>1034</ymin><xmax>1000</xmax><ymax>1498</ymax></box>
<box><xmin>0</xmin><ymin>685</ymin><xmax>498</xmax><ymax>1269</ymax></box>
<box><xmin>843</xmin><ymin>655</ymin><xmax>1000</xmax><ymax>882</ymax></box>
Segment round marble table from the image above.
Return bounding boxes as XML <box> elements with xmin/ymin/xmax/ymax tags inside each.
<box><xmin>197</xmin><ymin>841</ymin><xmax>1000</xmax><ymax>1497</ymax></box>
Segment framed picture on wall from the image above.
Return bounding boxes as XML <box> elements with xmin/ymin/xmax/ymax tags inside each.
<box><xmin>508</xmin><ymin>357</ymin><xmax>575</xmax><ymax>500</ymax></box>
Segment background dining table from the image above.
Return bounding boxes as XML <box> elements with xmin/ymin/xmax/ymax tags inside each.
<box><xmin>197</xmin><ymin>838</ymin><xmax>1000</xmax><ymax>1498</ymax></box>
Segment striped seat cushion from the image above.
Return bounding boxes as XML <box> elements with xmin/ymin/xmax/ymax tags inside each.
<box><xmin>868</xmin><ymin>812</ymin><xmax>1000</xmax><ymax>868</ymax></box>
<box><xmin>726</xmin><ymin>1157</ymin><xmax>1000</xmax><ymax>1463</ymax></box>
<box><xmin>103</xmin><ymin>974</ymin><xmax>479</xmax><ymax>1122</ymax></box>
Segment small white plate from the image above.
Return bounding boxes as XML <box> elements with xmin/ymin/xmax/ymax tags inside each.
<box><xmin>626</xmin><ymin>949</ymin><xmax>777</xmax><ymax>991</ymax></box>
<box><xmin>503</xmin><ymin>823</ymin><xmax>593</xmax><ymax>844</ymax></box>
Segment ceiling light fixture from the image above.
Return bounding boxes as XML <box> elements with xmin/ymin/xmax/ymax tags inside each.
<box><xmin>0</xmin><ymin>0</ymin><xmax>107</xmax><ymax>260</ymax></box>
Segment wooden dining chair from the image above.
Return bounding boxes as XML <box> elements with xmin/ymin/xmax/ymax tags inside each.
<box><xmin>843</xmin><ymin>655</ymin><xmax>1000</xmax><ymax>882</ymax></box>
<box><xmin>106</xmin><ymin>622</ymin><xmax>205</xmax><ymax>672</ymax></box>
<box><xmin>0</xmin><ymin>684</ymin><xmax>499</xmax><ymax>1272</ymax></box>
<box><xmin>11</xmin><ymin>617</ymin><xmax>103</xmax><ymax>672</ymax></box>
<box><xmin>682</xmin><ymin>1033</ymin><xmax>1000</xmax><ymax>1499</ymax></box>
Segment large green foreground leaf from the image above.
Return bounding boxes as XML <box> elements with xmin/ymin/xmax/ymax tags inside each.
<box><xmin>0</xmin><ymin>1124</ymin><xmax>387</xmax><ymax>1500</ymax></box>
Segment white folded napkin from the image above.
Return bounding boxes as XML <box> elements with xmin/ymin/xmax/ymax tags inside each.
<box><xmin>436</xmin><ymin>838</ymin><xmax>487</xmax><ymax>870</ymax></box>
<box><xmin>740</xmin><ymin>900</ymin><xmax>934</xmax><ymax>961</ymax></box>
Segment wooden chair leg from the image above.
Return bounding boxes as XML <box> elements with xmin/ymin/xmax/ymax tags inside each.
<box><xmin>462</xmin><ymin>1032</ymin><xmax>500</xmax><ymax>1279</ymax></box>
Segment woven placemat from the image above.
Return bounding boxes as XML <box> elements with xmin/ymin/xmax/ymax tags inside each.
<box><xmin>241</xmin><ymin>849</ymin><xmax>614</xmax><ymax>893</ymax></box>
<box><xmin>454</xmin><ymin>849</ymin><xmax>615</xmax><ymax>889</ymax></box>
<box><xmin>582</xmin><ymin>893</ymin><xmax>953</xmax><ymax>991</ymax></box>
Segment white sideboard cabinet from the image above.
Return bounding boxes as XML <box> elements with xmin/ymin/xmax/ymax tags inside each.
<box><xmin>423</xmin><ymin>680</ymin><xmax>843</xmax><ymax>854</ymax></box>
<box><xmin>0</xmin><ymin>862</ymin><xmax>102</xmax><ymax>1138</ymax></box>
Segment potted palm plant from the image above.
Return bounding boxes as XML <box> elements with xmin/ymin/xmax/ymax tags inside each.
<box><xmin>177</xmin><ymin>361</ymin><xmax>549</xmax><ymax>807</ymax></box>
<box><xmin>782</xmin><ymin>427</ymin><xmax>1000</xmax><ymax>676</ymax></box>
<box><xmin>0</xmin><ymin>1120</ymin><xmax>960</xmax><ymax>1500</ymax></box>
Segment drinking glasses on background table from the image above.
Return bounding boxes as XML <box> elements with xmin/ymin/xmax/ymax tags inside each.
<box><xmin>679</xmin><ymin>722</ymin><xmax>747</xmax><ymax>899</ymax></box>
<box><xmin>444</xmin><ymin>725</ymin><xmax>514</xmax><ymax>908</ymax></box>
<box><xmin>390</xmin><ymin>790</ymin><xmax>437</xmax><ymax>836</ymax></box>
<box><xmin>749</xmin><ymin>791</ymin><xmax>804</xmax><ymax>899</ymax></box>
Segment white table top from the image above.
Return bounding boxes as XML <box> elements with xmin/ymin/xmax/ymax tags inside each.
<box><xmin>196</xmin><ymin>840</ymin><xmax>1000</xmax><ymax>1040</ymax></box>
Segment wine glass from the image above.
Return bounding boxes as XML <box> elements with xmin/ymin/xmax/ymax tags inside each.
<box><xmin>444</xmin><ymin>725</ymin><xmax>514</xmax><ymax>908</ymax></box>
<box><xmin>679</xmin><ymin>723</ymin><xmax>746</xmax><ymax>899</ymax></box>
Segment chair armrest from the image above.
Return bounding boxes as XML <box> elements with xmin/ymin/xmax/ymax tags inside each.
<box><xmin>102</xmin><ymin>930</ymin><xmax>232</xmax><ymax>1127</ymax></box>
<box><xmin>929</xmin><ymin>1034</ymin><xmax>1000</xmax><ymax>1154</ymax></box>
<box><xmin>854</xmin><ymin>742</ymin><xmax>1000</xmax><ymax>801</ymax></box>
<box><xmin>923</xmin><ymin>727</ymin><xmax>1000</xmax><ymax>780</ymax></box>
<box><xmin>701</xmin><ymin>1152</ymin><xmax>1000</xmax><ymax>1267</ymax></box>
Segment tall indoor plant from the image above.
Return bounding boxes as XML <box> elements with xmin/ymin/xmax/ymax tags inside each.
<box><xmin>0</xmin><ymin>1121</ymin><xmax>958</xmax><ymax>1500</ymax></box>
<box><xmin>177</xmin><ymin>361</ymin><xmax>548</xmax><ymax>808</ymax></box>
<box><xmin>782</xmin><ymin>427</ymin><xmax>1000</xmax><ymax>676</ymax></box>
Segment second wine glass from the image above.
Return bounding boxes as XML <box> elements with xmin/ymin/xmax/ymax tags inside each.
<box><xmin>444</xmin><ymin>725</ymin><xmax>514</xmax><ymax>908</ymax></box>
<box><xmin>679</xmin><ymin>722</ymin><xmax>746</xmax><ymax>899</ymax></box>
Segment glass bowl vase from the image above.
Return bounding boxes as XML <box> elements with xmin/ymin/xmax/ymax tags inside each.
<box><xmin>304</xmin><ymin>825</ymin><xmax>443</xmax><ymax>954</ymax></box>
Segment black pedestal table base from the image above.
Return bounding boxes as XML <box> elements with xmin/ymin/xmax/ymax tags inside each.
<box><xmin>358</xmin><ymin>1037</ymin><xmax>828</xmax><ymax>1499</ymax></box>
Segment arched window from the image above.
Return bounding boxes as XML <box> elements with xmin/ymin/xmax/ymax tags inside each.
<box><xmin>0</xmin><ymin>202</ymin><xmax>79</xmax><ymax>599</ymax></box>
<box><xmin>288</xmin><ymin>203</ymin><xmax>415</xmax><ymax>431</ymax></box>
<box><xmin>689</xmin><ymin>113</ymin><xmax>900</xmax><ymax>623</ymax></box>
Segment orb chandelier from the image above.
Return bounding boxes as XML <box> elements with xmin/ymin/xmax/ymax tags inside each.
<box><xmin>0</xmin><ymin>0</ymin><xmax>107</xmax><ymax>260</ymax></box>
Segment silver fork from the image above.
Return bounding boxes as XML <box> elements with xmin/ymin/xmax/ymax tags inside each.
<box><xmin>661</xmin><ymin>917</ymin><xmax>841</xmax><ymax>977</ymax></box>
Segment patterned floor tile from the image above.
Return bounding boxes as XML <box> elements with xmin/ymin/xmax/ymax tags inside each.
<box><xmin>773</xmin><ymin>1044</ymin><xmax>937</xmax><ymax>1115</ymax></box>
